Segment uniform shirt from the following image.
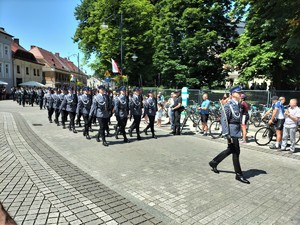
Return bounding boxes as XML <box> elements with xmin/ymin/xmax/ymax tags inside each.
<box><xmin>272</xmin><ymin>101</ymin><xmax>285</xmax><ymax>119</ymax></box>
<box><xmin>114</xmin><ymin>94</ymin><xmax>128</xmax><ymax>118</ymax></box>
<box><xmin>284</xmin><ymin>106</ymin><xmax>300</xmax><ymax>128</ymax></box>
<box><xmin>60</xmin><ymin>93</ymin><xmax>77</xmax><ymax>112</ymax></box>
<box><xmin>52</xmin><ymin>93</ymin><xmax>61</xmax><ymax>109</ymax></box>
<box><xmin>144</xmin><ymin>97</ymin><xmax>157</xmax><ymax>116</ymax></box>
<box><xmin>77</xmin><ymin>94</ymin><xmax>92</xmax><ymax>115</ymax></box>
<box><xmin>200</xmin><ymin>99</ymin><xmax>210</xmax><ymax>115</ymax></box>
<box><xmin>90</xmin><ymin>93</ymin><xmax>109</xmax><ymax>118</ymax></box>
<box><xmin>221</xmin><ymin>99</ymin><xmax>241</xmax><ymax>138</ymax></box>
<box><xmin>129</xmin><ymin>94</ymin><xmax>142</xmax><ymax>116</ymax></box>
<box><xmin>44</xmin><ymin>92</ymin><xmax>54</xmax><ymax>108</ymax></box>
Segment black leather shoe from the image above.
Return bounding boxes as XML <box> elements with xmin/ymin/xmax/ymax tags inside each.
<box><xmin>102</xmin><ymin>141</ymin><xmax>109</xmax><ymax>147</ymax></box>
<box><xmin>73</xmin><ymin>129</ymin><xmax>77</xmax><ymax>134</ymax></box>
<box><xmin>49</xmin><ymin>120</ymin><xmax>53</xmax><ymax>123</ymax></box>
<box><xmin>83</xmin><ymin>131</ymin><xmax>86</xmax><ymax>136</ymax></box>
<box><xmin>69</xmin><ymin>127</ymin><xmax>72</xmax><ymax>131</ymax></box>
<box><xmin>152</xmin><ymin>135</ymin><xmax>157</xmax><ymax>139</ymax></box>
<box><xmin>62</xmin><ymin>125</ymin><xmax>66</xmax><ymax>129</ymax></box>
<box><xmin>209</xmin><ymin>161</ymin><xmax>219</xmax><ymax>174</ymax></box>
<box><xmin>89</xmin><ymin>127</ymin><xmax>93</xmax><ymax>132</ymax></box>
<box><xmin>86</xmin><ymin>135</ymin><xmax>91</xmax><ymax>140</ymax></box>
<box><xmin>54</xmin><ymin>119</ymin><xmax>58</xmax><ymax>124</ymax></box>
<box><xmin>96</xmin><ymin>137</ymin><xmax>101</xmax><ymax>142</ymax></box>
<box><xmin>106</xmin><ymin>133</ymin><xmax>112</xmax><ymax>137</ymax></box>
<box><xmin>235</xmin><ymin>174</ymin><xmax>250</xmax><ymax>184</ymax></box>
<box><xmin>137</xmin><ymin>136</ymin><xmax>142</xmax><ymax>141</ymax></box>
<box><xmin>115</xmin><ymin>130</ymin><xmax>119</xmax><ymax>139</ymax></box>
<box><xmin>144</xmin><ymin>129</ymin><xmax>148</xmax><ymax>135</ymax></box>
<box><xmin>124</xmin><ymin>138</ymin><xmax>130</xmax><ymax>143</ymax></box>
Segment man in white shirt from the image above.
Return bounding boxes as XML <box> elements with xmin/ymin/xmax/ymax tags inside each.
<box><xmin>281</xmin><ymin>99</ymin><xmax>300</xmax><ymax>153</ymax></box>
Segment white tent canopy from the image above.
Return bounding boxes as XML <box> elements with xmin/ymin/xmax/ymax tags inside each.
<box><xmin>0</xmin><ymin>80</ymin><xmax>8</xmax><ymax>85</ymax></box>
<box><xmin>19</xmin><ymin>81</ymin><xmax>45</xmax><ymax>87</ymax></box>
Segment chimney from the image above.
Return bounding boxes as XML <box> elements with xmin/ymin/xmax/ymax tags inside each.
<box><xmin>55</xmin><ymin>53</ymin><xmax>60</xmax><ymax>57</ymax></box>
<box><xmin>31</xmin><ymin>45</ymin><xmax>36</xmax><ymax>49</ymax></box>
<box><xmin>0</xmin><ymin>27</ymin><xmax>4</xmax><ymax>31</ymax></box>
<box><xmin>14</xmin><ymin>38</ymin><xmax>19</xmax><ymax>45</ymax></box>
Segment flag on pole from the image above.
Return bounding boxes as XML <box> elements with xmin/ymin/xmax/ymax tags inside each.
<box><xmin>111</xmin><ymin>58</ymin><xmax>121</xmax><ymax>74</ymax></box>
<box><xmin>70</xmin><ymin>74</ymin><xmax>76</xmax><ymax>82</ymax></box>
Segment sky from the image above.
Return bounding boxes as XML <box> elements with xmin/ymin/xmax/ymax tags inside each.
<box><xmin>0</xmin><ymin>0</ymin><xmax>94</xmax><ymax>75</ymax></box>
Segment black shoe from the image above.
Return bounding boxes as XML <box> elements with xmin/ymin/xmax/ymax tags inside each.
<box><xmin>62</xmin><ymin>125</ymin><xmax>66</xmax><ymax>129</ymax></box>
<box><xmin>86</xmin><ymin>134</ymin><xmax>91</xmax><ymax>140</ymax></box>
<box><xmin>49</xmin><ymin>120</ymin><xmax>53</xmax><ymax>123</ymax></box>
<box><xmin>54</xmin><ymin>119</ymin><xmax>58</xmax><ymax>124</ymax></box>
<box><xmin>96</xmin><ymin>137</ymin><xmax>101</xmax><ymax>142</ymax></box>
<box><xmin>57</xmin><ymin>122</ymin><xmax>60</xmax><ymax>126</ymax></box>
<box><xmin>209</xmin><ymin>161</ymin><xmax>219</xmax><ymax>174</ymax></box>
<box><xmin>69</xmin><ymin>127</ymin><xmax>72</xmax><ymax>131</ymax></box>
<box><xmin>170</xmin><ymin>131</ymin><xmax>176</xmax><ymax>135</ymax></box>
<box><xmin>235</xmin><ymin>174</ymin><xmax>250</xmax><ymax>184</ymax></box>
<box><xmin>83</xmin><ymin>131</ymin><xmax>86</xmax><ymax>136</ymax></box>
<box><xmin>143</xmin><ymin>129</ymin><xmax>148</xmax><ymax>135</ymax></box>
<box><xmin>137</xmin><ymin>136</ymin><xmax>142</xmax><ymax>141</ymax></box>
<box><xmin>124</xmin><ymin>138</ymin><xmax>130</xmax><ymax>143</ymax></box>
<box><xmin>102</xmin><ymin>141</ymin><xmax>109</xmax><ymax>147</ymax></box>
<box><xmin>128</xmin><ymin>129</ymin><xmax>133</xmax><ymax>137</ymax></box>
<box><xmin>73</xmin><ymin>129</ymin><xmax>77</xmax><ymax>134</ymax></box>
<box><xmin>106</xmin><ymin>133</ymin><xmax>112</xmax><ymax>137</ymax></box>
<box><xmin>89</xmin><ymin>127</ymin><xmax>93</xmax><ymax>132</ymax></box>
<box><xmin>152</xmin><ymin>134</ymin><xmax>157</xmax><ymax>139</ymax></box>
<box><xmin>115</xmin><ymin>130</ymin><xmax>119</xmax><ymax>139</ymax></box>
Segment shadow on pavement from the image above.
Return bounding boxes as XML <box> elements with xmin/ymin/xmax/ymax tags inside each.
<box><xmin>216</xmin><ymin>169</ymin><xmax>267</xmax><ymax>179</ymax></box>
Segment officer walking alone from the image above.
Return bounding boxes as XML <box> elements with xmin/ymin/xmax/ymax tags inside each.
<box><xmin>209</xmin><ymin>86</ymin><xmax>250</xmax><ymax>184</ymax></box>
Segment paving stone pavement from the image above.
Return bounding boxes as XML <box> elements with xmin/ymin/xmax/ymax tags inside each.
<box><xmin>1</xmin><ymin>100</ymin><xmax>300</xmax><ymax>225</ymax></box>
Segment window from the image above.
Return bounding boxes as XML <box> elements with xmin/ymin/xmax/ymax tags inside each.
<box><xmin>4</xmin><ymin>45</ymin><xmax>8</xmax><ymax>55</ymax></box>
<box><xmin>0</xmin><ymin>43</ymin><xmax>2</xmax><ymax>58</ymax></box>
<box><xmin>17</xmin><ymin>65</ymin><xmax>20</xmax><ymax>73</ymax></box>
<box><xmin>26</xmin><ymin>67</ymin><xmax>29</xmax><ymax>75</ymax></box>
<box><xmin>0</xmin><ymin>63</ymin><xmax>2</xmax><ymax>73</ymax></box>
<box><xmin>37</xmin><ymin>69</ymin><xmax>40</xmax><ymax>76</ymax></box>
<box><xmin>34</xmin><ymin>68</ymin><xmax>36</xmax><ymax>76</ymax></box>
<box><xmin>5</xmin><ymin>64</ymin><xmax>8</xmax><ymax>73</ymax></box>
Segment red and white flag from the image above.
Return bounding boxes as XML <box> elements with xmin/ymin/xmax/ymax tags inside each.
<box><xmin>111</xmin><ymin>58</ymin><xmax>121</xmax><ymax>74</ymax></box>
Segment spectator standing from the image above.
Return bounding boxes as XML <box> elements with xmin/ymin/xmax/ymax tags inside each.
<box><xmin>262</xmin><ymin>96</ymin><xmax>286</xmax><ymax>149</ymax></box>
<box><xmin>156</xmin><ymin>102</ymin><xmax>163</xmax><ymax>127</ymax></box>
<box><xmin>240</xmin><ymin>94</ymin><xmax>249</xmax><ymax>143</ymax></box>
<box><xmin>198</xmin><ymin>93</ymin><xmax>210</xmax><ymax>136</ymax></box>
<box><xmin>281</xmin><ymin>99</ymin><xmax>300</xmax><ymax>153</ymax></box>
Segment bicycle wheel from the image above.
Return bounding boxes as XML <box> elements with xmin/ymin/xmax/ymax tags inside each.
<box><xmin>252</xmin><ymin>116</ymin><xmax>261</xmax><ymax>127</ymax></box>
<box><xmin>180</xmin><ymin>117</ymin><xmax>188</xmax><ymax>133</ymax></box>
<box><xmin>209</xmin><ymin>121</ymin><xmax>222</xmax><ymax>139</ymax></box>
<box><xmin>296</xmin><ymin>129</ymin><xmax>300</xmax><ymax>144</ymax></box>
<box><xmin>254</xmin><ymin>127</ymin><xmax>273</xmax><ymax>146</ymax></box>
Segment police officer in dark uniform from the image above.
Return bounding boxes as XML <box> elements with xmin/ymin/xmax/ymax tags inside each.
<box><xmin>20</xmin><ymin>87</ymin><xmax>27</xmax><ymax>107</ymax></box>
<box><xmin>44</xmin><ymin>87</ymin><xmax>54</xmax><ymax>123</ymax></box>
<box><xmin>60</xmin><ymin>87</ymin><xmax>78</xmax><ymax>133</ymax></box>
<box><xmin>128</xmin><ymin>87</ymin><xmax>143</xmax><ymax>140</ymax></box>
<box><xmin>90</xmin><ymin>85</ymin><xmax>109</xmax><ymax>146</ymax></box>
<box><xmin>37</xmin><ymin>88</ymin><xmax>44</xmax><ymax>110</ymax></box>
<box><xmin>52</xmin><ymin>88</ymin><xmax>61</xmax><ymax>126</ymax></box>
<box><xmin>76</xmin><ymin>87</ymin><xmax>83</xmax><ymax>127</ymax></box>
<box><xmin>28</xmin><ymin>88</ymin><xmax>35</xmax><ymax>107</ymax></box>
<box><xmin>114</xmin><ymin>86</ymin><xmax>130</xmax><ymax>143</ymax></box>
<box><xmin>59</xmin><ymin>87</ymin><xmax>68</xmax><ymax>128</ymax></box>
<box><xmin>142</xmin><ymin>90</ymin><xmax>157</xmax><ymax>139</ymax></box>
<box><xmin>77</xmin><ymin>87</ymin><xmax>93</xmax><ymax>140</ymax></box>
<box><xmin>209</xmin><ymin>86</ymin><xmax>250</xmax><ymax>184</ymax></box>
<box><xmin>171</xmin><ymin>89</ymin><xmax>182</xmax><ymax>135</ymax></box>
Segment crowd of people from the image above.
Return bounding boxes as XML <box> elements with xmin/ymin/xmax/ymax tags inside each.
<box><xmin>13</xmin><ymin>85</ymin><xmax>184</xmax><ymax>146</ymax></box>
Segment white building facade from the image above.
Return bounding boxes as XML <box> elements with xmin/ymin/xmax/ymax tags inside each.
<box><xmin>0</xmin><ymin>27</ymin><xmax>13</xmax><ymax>90</ymax></box>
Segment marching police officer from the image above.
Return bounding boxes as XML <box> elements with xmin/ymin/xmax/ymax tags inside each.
<box><xmin>37</xmin><ymin>88</ymin><xmax>44</xmax><ymax>110</ymax></box>
<box><xmin>90</xmin><ymin>85</ymin><xmax>109</xmax><ymax>146</ymax></box>
<box><xmin>76</xmin><ymin>87</ymin><xmax>83</xmax><ymax>127</ymax></box>
<box><xmin>114</xmin><ymin>86</ymin><xmax>130</xmax><ymax>143</ymax></box>
<box><xmin>77</xmin><ymin>87</ymin><xmax>93</xmax><ymax>140</ymax></box>
<box><xmin>209</xmin><ymin>86</ymin><xmax>250</xmax><ymax>184</ymax></box>
<box><xmin>142</xmin><ymin>90</ymin><xmax>157</xmax><ymax>139</ymax></box>
<box><xmin>60</xmin><ymin>87</ymin><xmax>78</xmax><ymax>133</ymax></box>
<box><xmin>44</xmin><ymin>87</ymin><xmax>54</xmax><ymax>123</ymax></box>
<box><xmin>59</xmin><ymin>87</ymin><xmax>68</xmax><ymax>129</ymax></box>
<box><xmin>128</xmin><ymin>87</ymin><xmax>143</xmax><ymax>140</ymax></box>
<box><xmin>52</xmin><ymin>88</ymin><xmax>61</xmax><ymax>126</ymax></box>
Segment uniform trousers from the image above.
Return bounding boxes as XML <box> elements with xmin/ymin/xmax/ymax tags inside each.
<box><xmin>173</xmin><ymin>110</ymin><xmax>181</xmax><ymax>133</ymax></box>
<box><xmin>61</xmin><ymin>110</ymin><xmax>68</xmax><ymax>126</ymax></box>
<box><xmin>47</xmin><ymin>107</ymin><xmax>54</xmax><ymax>121</ymax></box>
<box><xmin>38</xmin><ymin>98</ymin><xmax>43</xmax><ymax>109</ymax></box>
<box><xmin>83</xmin><ymin>114</ymin><xmax>91</xmax><ymax>135</ymax></box>
<box><xmin>68</xmin><ymin>111</ymin><xmax>76</xmax><ymax>129</ymax></box>
<box><xmin>118</xmin><ymin>117</ymin><xmax>128</xmax><ymax>139</ymax></box>
<box><xmin>212</xmin><ymin>137</ymin><xmax>242</xmax><ymax>174</ymax></box>
<box><xmin>97</xmin><ymin>117</ymin><xmax>108</xmax><ymax>140</ymax></box>
<box><xmin>130</xmin><ymin>115</ymin><xmax>141</xmax><ymax>135</ymax></box>
<box><xmin>145</xmin><ymin>115</ymin><xmax>155</xmax><ymax>135</ymax></box>
<box><xmin>54</xmin><ymin>109</ymin><xmax>60</xmax><ymax>123</ymax></box>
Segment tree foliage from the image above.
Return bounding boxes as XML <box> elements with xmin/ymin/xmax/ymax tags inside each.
<box><xmin>152</xmin><ymin>0</ymin><xmax>236</xmax><ymax>88</ymax></box>
<box><xmin>222</xmin><ymin>0</ymin><xmax>300</xmax><ymax>89</ymax></box>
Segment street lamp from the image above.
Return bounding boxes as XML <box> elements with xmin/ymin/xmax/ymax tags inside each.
<box><xmin>67</xmin><ymin>53</ymin><xmax>80</xmax><ymax>85</ymax></box>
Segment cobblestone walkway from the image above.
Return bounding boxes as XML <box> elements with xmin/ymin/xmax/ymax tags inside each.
<box><xmin>0</xmin><ymin>112</ymin><xmax>164</xmax><ymax>225</ymax></box>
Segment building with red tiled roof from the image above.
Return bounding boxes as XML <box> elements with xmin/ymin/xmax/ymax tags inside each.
<box><xmin>30</xmin><ymin>46</ymin><xmax>87</xmax><ymax>87</ymax></box>
<box><xmin>12</xmin><ymin>39</ymin><xmax>44</xmax><ymax>86</ymax></box>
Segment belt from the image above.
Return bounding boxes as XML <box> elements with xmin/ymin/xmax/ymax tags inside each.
<box><xmin>229</xmin><ymin>122</ymin><xmax>240</xmax><ymax>125</ymax></box>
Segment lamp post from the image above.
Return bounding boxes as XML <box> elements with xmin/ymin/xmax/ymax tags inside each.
<box><xmin>68</xmin><ymin>53</ymin><xmax>80</xmax><ymax>85</ymax></box>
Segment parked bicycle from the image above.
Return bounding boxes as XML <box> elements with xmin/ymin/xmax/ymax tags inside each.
<box><xmin>180</xmin><ymin>105</ymin><xmax>202</xmax><ymax>133</ymax></box>
<box><xmin>254</xmin><ymin>120</ymin><xmax>300</xmax><ymax>146</ymax></box>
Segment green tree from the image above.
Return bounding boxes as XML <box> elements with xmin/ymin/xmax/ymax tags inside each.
<box><xmin>152</xmin><ymin>0</ymin><xmax>236</xmax><ymax>89</ymax></box>
<box><xmin>74</xmin><ymin>0</ymin><xmax>155</xmax><ymax>86</ymax></box>
<box><xmin>222</xmin><ymin>0</ymin><xmax>300</xmax><ymax>90</ymax></box>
